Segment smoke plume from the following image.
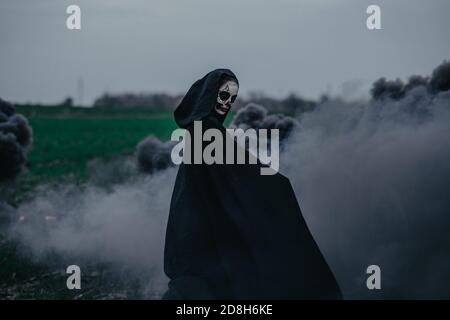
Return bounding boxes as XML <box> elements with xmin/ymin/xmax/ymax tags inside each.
<box><xmin>231</xmin><ymin>102</ymin><xmax>299</xmax><ymax>142</ymax></box>
<box><xmin>0</xmin><ymin>98</ymin><xmax>33</xmax><ymax>181</ymax></box>
<box><xmin>371</xmin><ymin>60</ymin><xmax>450</xmax><ymax>101</ymax></box>
<box><xmin>10</xmin><ymin>169</ymin><xmax>177</xmax><ymax>297</ymax></box>
<box><xmin>136</xmin><ymin>136</ymin><xmax>175</xmax><ymax>174</ymax></box>
<box><xmin>282</xmin><ymin>60</ymin><xmax>450</xmax><ymax>298</ymax></box>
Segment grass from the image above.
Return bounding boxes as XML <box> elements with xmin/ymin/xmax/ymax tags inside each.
<box><xmin>1</xmin><ymin>109</ymin><xmax>177</xmax><ymax>204</ymax></box>
<box><xmin>27</xmin><ymin>117</ymin><xmax>176</xmax><ymax>182</ymax></box>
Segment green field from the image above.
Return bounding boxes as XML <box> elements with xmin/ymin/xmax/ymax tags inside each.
<box><xmin>2</xmin><ymin>106</ymin><xmax>177</xmax><ymax>204</ymax></box>
<box><xmin>27</xmin><ymin>117</ymin><xmax>176</xmax><ymax>181</ymax></box>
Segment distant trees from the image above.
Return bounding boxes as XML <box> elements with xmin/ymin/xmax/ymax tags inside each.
<box><xmin>93</xmin><ymin>93</ymin><xmax>183</xmax><ymax>111</ymax></box>
<box><xmin>92</xmin><ymin>91</ymin><xmax>317</xmax><ymax>116</ymax></box>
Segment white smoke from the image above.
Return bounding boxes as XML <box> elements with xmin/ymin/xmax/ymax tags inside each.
<box><xmin>10</xmin><ymin>168</ymin><xmax>178</xmax><ymax>297</ymax></box>
<box><xmin>282</xmin><ymin>87</ymin><xmax>450</xmax><ymax>298</ymax></box>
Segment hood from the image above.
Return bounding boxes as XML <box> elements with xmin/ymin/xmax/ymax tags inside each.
<box><xmin>174</xmin><ymin>69</ymin><xmax>238</xmax><ymax>128</ymax></box>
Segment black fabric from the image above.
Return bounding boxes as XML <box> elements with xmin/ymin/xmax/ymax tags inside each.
<box><xmin>164</xmin><ymin>70</ymin><xmax>342</xmax><ymax>299</ymax></box>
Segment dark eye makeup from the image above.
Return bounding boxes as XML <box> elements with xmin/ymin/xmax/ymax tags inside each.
<box><xmin>219</xmin><ymin>91</ymin><xmax>230</xmax><ymax>100</ymax></box>
<box><xmin>219</xmin><ymin>91</ymin><xmax>238</xmax><ymax>103</ymax></box>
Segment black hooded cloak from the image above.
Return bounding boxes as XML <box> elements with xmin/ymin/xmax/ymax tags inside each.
<box><xmin>164</xmin><ymin>69</ymin><xmax>342</xmax><ymax>299</ymax></box>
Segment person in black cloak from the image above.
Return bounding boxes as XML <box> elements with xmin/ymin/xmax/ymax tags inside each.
<box><xmin>163</xmin><ymin>68</ymin><xmax>342</xmax><ymax>299</ymax></box>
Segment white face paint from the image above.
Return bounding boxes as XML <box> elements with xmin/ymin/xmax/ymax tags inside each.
<box><xmin>215</xmin><ymin>80</ymin><xmax>239</xmax><ymax>115</ymax></box>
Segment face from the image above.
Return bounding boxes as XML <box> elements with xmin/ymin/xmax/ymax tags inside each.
<box><xmin>215</xmin><ymin>80</ymin><xmax>239</xmax><ymax>116</ymax></box>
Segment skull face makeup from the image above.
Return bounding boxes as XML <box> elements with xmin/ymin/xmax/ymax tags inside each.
<box><xmin>215</xmin><ymin>80</ymin><xmax>239</xmax><ymax>116</ymax></box>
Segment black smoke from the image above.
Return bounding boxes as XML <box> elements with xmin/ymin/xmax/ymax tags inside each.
<box><xmin>0</xmin><ymin>98</ymin><xmax>33</xmax><ymax>181</ymax></box>
<box><xmin>371</xmin><ymin>60</ymin><xmax>450</xmax><ymax>101</ymax></box>
<box><xmin>136</xmin><ymin>136</ymin><xmax>174</xmax><ymax>174</ymax></box>
<box><xmin>231</xmin><ymin>103</ymin><xmax>299</xmax><ymax>142</ymax></box>
<box><xmin>430</xmin><ymin>60</ymin><xmax>450</xmax><ymax>92</ymax></box>
<box><xmin>371</xmin><ymin>78</ymin><xmax>405</xmax><ymax>100</ymax></box>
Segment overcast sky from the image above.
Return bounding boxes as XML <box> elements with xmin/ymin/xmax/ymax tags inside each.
<box><xmin>1</xmin><ymin>0</ymin><xmax>449</xmax><ymax>105</ymax></box>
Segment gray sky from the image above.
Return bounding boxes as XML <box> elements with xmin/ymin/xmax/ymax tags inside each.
<box><xmin>1</xmin><ymin>0</ymin><xmax>449</xmax><ymax>105</ymax></box>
